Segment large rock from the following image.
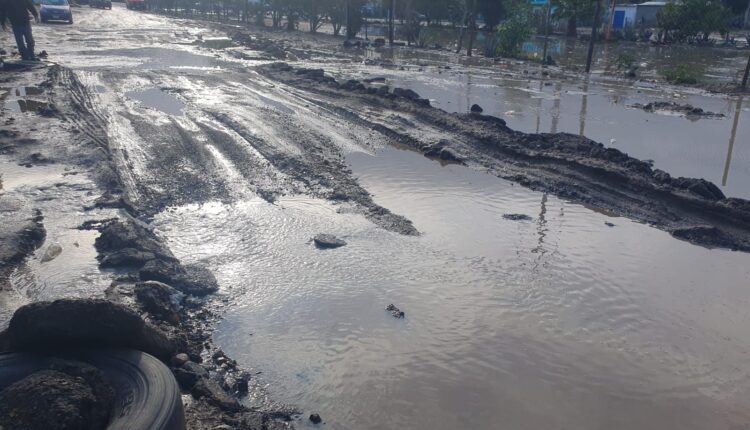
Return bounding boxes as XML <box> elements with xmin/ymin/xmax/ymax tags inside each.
<box><xmin>139</xmin><ymin>260</ymin><xmax>219</xmax><ymax>296</ymax></box>
<box><xmin>0</xmin><ymin>368</ymin><xmax>113</xmax><ymax>430</ymax></box>
<box><xmin>95</xmin><ymin>221</ymin><xmax>175</xmax><ymax>263</ymax></box>
<box><xmin>0</xmin><ymin>299</ymin><xmax>175</xmax><ymax>361</ymax></box>
<box><xmin>134</xmin><ymin>281</ymin><xmax>183</xmax><ymax>324</ymax></box>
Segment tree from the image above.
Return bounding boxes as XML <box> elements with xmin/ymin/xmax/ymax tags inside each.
<box><xmin>554</xmin><ymin>0</ymin><xmax>596</xmax><ymax>36</ymax></box>
<box><xmin>657</xmin><ymin>0</ymin><xmax>732</xmax><ymax>42</ymax></box>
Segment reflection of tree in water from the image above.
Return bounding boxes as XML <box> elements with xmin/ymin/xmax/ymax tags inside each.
<box><xmin>531</xmin><ymin>193</ymin><xmax>562</xmax><ymax>272</ymax></box>
<box><xmin>723</xmin><ymin>96</ymin><xmax>743</xmax><ymax>187</ymax></box>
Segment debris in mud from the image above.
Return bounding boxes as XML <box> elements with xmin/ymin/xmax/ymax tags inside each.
<box><xmin>0</xmin><ymin>207</ymin><xmax>46</xmax><ymax>272</ymax></box>
<box><xmin>470</xmin><ymin>104</ymin><xmax>484</xmax><ymax>113</ymax></box>
<box><xmin>309</xmin><ymin>413</ymin><xmax>323</xmax><ymax>424</ymax></box>
<box><xmin>503</xmin><ymin>214</ymin><xmax>533</xmax><ymax>221</ymax></box>
<box><xmin>313</xmin><ymin>234</ymin><xmax>347</xmax><ymax>249</ymax></box>
<box><xmin>630</xmin><ymin>102</ymin><xmax>725</xmax><ymax>119</ymax></box>
<box><xmin>424</xmin><ymin>141</ymin><xmax>462</xmax><ymax>163</ymax></box>
<box><xmin>386</xmin><ymin>304</ymin><xmax>405</xmax><ymax>319</ymax></box>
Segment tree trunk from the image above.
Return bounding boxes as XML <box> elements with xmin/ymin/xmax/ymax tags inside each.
<box><xmin>567</xmin><ymin>15</ymin><xmax>577</xmax><ymax>37</ymax></box>
<box><xmin>585</xmin><ymin>0</ymin><xmax>602</xmax><ymax>73</ymax></box>
<box><xmin>465</xmin><ymin>0</ymin><xmax>477</xmax><ymax>56</ymax></box>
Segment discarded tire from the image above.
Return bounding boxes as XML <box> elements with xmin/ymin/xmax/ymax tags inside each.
<box><xmin>0</xmin><ymin>349</ymin><xmax>185</xmax><ymax>430</ymax></box>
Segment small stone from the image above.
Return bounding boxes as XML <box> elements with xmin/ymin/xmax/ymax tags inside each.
<box><xmin>470</xmin><ymin>104</ymin><xmax>483</xmax><ymax>113</ymax></box>
<box><xmin>313</xmin><ymin>234</ymin><xmax>347</xmax><ymax>249</ymax></box>
<box><xmin>604</xmin><ymin>222</ymin><xmax>615</xmax><ymax>227</ymax></box>
<box><xmin>386</xmin><ymin>304</ymin><xmax>405</xmax><ymax>319</ymax></box>
<box><xmin>309</xmin><ymin>413</ymin><xmax>323</xmax><ymax>424</ymax></box>
<box><xmin>502</xmin><ymin>214</ymin><xmax>533</xmax><ymax>221</ymax></box>
<box><xmin>171</xmin><ymin>353</ymin><xmax>190</xmax><ymax>367</ymax></box>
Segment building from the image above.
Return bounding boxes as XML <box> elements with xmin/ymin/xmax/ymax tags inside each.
<box><xmin>611</xmin><ymin>1</ymin><xmax>668</xmax><ymax>29</ymax></box>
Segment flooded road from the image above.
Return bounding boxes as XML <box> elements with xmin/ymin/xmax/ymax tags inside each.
<box><xmin>170</xmin><ymin>145</ymin><xmax>750</xmax><ymax>430</ymax></box>
<box><xmin>3</xmin><ymin>5</ymin><xmax>750</xmax><ymax>429</ymax></box>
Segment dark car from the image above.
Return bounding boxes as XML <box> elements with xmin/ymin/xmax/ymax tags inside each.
<box><xmin>90</xmin><ymin>0</ymin><xmax>111</xmax><ymax>8</ymax></box>
<box><xmin>39</xmin><ymin>0</ymin><xmax>73</xmax><ymax>23</ymax></box>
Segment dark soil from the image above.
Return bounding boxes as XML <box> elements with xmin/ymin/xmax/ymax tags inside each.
<box><xmin>0</xmin><ymin>363</ymin><xmax>114</xmax><ymax>430</ymax></box>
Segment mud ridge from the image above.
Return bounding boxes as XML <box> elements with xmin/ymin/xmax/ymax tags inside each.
<box><xmin>259</xmin><ymin>62</ymin><xmax>750</xmax><ymax>252</ymax></box>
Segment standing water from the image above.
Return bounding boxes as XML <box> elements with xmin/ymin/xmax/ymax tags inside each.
<box><xmin>154</xmin><ymin>145</ymin><xmax>750</xmax><ymax>430</ymax></box>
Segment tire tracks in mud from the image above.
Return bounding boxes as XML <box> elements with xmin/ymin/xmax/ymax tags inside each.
<box><xmin>21</xmin><ymin>66</ymin><xmax>298</xmax><ymax>428</ymax></box>
<box><xmin>255</xmin><ymin>62</ymin><xmax>750</xmax><ymax>253</ymax></box>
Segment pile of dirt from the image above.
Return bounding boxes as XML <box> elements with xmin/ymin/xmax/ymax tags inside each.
<box><xmin>0</xmin><ymin>363</ymin><xmax>114</xmax><ymax>430</ymax></box>
<box><xmin>631</xmin><ymin>101</ymin><xmax>725</xmax><ymax>118</ymax></box>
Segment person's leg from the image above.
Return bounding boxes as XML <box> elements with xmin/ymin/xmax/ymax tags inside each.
<box><xmin>23</xmin><ymin>25</ymin><xmax>35</xmax><ymax>60</ymax></box>
<box><xmin>11</xmin><ymin>25</ymin><xmax>29</xmax><ymax>60</ymax></box>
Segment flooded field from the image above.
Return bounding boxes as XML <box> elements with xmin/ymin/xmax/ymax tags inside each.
<box><xmin>3</xmin><ymin>5</ymin><xmax>750</xmax><ymax>429</ymax></box>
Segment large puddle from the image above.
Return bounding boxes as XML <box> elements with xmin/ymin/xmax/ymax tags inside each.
<box><xmin>328</xmin><ymin>63</ymin><xmax>750</xmax><ymax>200</ymax></box>
<box><xmin>154</xmin><ymin>146</ymin><xmax>750</xmax><ymax>430</ymax></box>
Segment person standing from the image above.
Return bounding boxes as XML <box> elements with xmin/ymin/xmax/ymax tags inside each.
<box><xmin>0</xmin><ymin>0</ymin><xmax>39</xmax><ymax>61</ymax></box>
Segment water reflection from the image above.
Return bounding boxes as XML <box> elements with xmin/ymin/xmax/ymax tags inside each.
<box><xmin>723</xmin><ymin>96</ymin><xmax>743</xmax><ymax>186</ymax></box>
<box><xmin>199</xmin><ymin>146</ymin><xmax>750</xmax><ymax>430</ymax></box>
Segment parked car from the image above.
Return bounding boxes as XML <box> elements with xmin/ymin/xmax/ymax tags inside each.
<box><xmin>90</xmin><ymin>0</ymin><xmax>111</xmax><ymax>9</ymax></box>
<box><xmin>125</xmin><ymin>0</ymin><xmax>145</xmax><ymax>10</ymax></box>
<box><xmin>39</xmin><ymin>0</ymin><xmax>73</xmax><ymax>23</ymax></box>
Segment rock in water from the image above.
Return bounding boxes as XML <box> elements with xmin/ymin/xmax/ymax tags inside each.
<box><xmin>313</xmin><ymin>234</ymin><xmax>347</xmax><ymax>249</ymax></box>
<box><xmin>309</xmin><ymin>413</ymin><xmax>323</xmax><ymax>424</ymax></box>
<box><xmin>40</xmin><ymin>242</ymin><xmax>63</xmax><ymax>263</ymax></box>
<box><xmin>470</xmin><ymin>104</ymin><xmax>484</xmax><ymax>113</ymax></box>
<box><xmin>502</xmin><ymin>213</ymin><xmax>533</xmax><ymax>221</ymax></box>
<box><xmin>386</xmin><ymin>304</ymin><xmax>405</xmax><ymax>318</ymax></box>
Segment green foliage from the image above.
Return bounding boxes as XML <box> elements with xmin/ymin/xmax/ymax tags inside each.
<box><xmin>663</xmin><ymin>64</ymin><xmax>704</xmax><ymax>84</ymax></box>
<box><xmin>657</xmin><ymin>0</ymin><xmax>732</xmax><ymax>42</ymax></box>
<box><xmin>486</xmin><ymin>4</ymin><xmax>533</xmax><ymax>58</ymax></box>
<box><xmin>614</xmin><ymin>53</ymin><xmax>635</xmax><ymax>70</ymax></box>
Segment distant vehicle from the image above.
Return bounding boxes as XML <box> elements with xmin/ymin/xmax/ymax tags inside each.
<box><xmin>90</xmin><ymin>0</ymin><xmax>111</xmax><ymax>8</ymax></box>
<box><xmin>39</xmin><ymin>0</ymin><xmax>73</xmax><ymax>23</ymax></box>
<box><xmin>125</xmin><ymin>0</ymin><xmax>145</xmax><ymax>10</ymax></box>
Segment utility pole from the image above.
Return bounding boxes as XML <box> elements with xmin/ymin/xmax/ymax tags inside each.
<box><xmin>345</xmin><ymin>0</ymin><xmax>350</xmax><ymax>39</ymax></box>
<box><xmin>541</xmin><ymin>0</ymin><xmax>552</xmax><ymax>64</ymax></box>
<box><xmin>604</xmin><ymin>0</ymin><xmax>616</xmax><ymax>40</ymax></box>
<box><xmin>585</xmin><ymin>0</ymin><xmax>602</xmax><ymax>73</ymax></box>
<box><xmin>466</xmin><ymin>0</ymin><xmax>477</xmax><ymax>56</ymax></box>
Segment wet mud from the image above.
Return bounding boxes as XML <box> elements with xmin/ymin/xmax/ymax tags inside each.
<box><xmin>0</xmin><ymin>65</ymin><xmax>294</xmax><ymax>428</ymax></box>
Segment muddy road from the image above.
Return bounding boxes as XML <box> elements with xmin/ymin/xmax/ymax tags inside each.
<box><xmin>2</xmin><ymin>5</ymin><xmax>750</xmax><ymax>430</ymax></box>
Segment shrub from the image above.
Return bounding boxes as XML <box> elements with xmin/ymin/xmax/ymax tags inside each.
<box><xmin>663</xmin><ymin>64</ymin><xmax>703</xmax><ymax>84</ymax></box>
<box><xmin>487</xmin><ymin>5</ymin><xmax>533</xmax><ymax>58</ymax></box>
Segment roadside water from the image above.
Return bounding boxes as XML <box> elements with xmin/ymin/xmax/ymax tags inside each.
<box><xmin>327</xmin><ymin>58</ymin><xmax>750</xmax><ymax>199</ymax></box>
<box><xmin>152</xmin><ymin>145</ymin><xmax>750</xmax><ymax>430</ymax></box>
